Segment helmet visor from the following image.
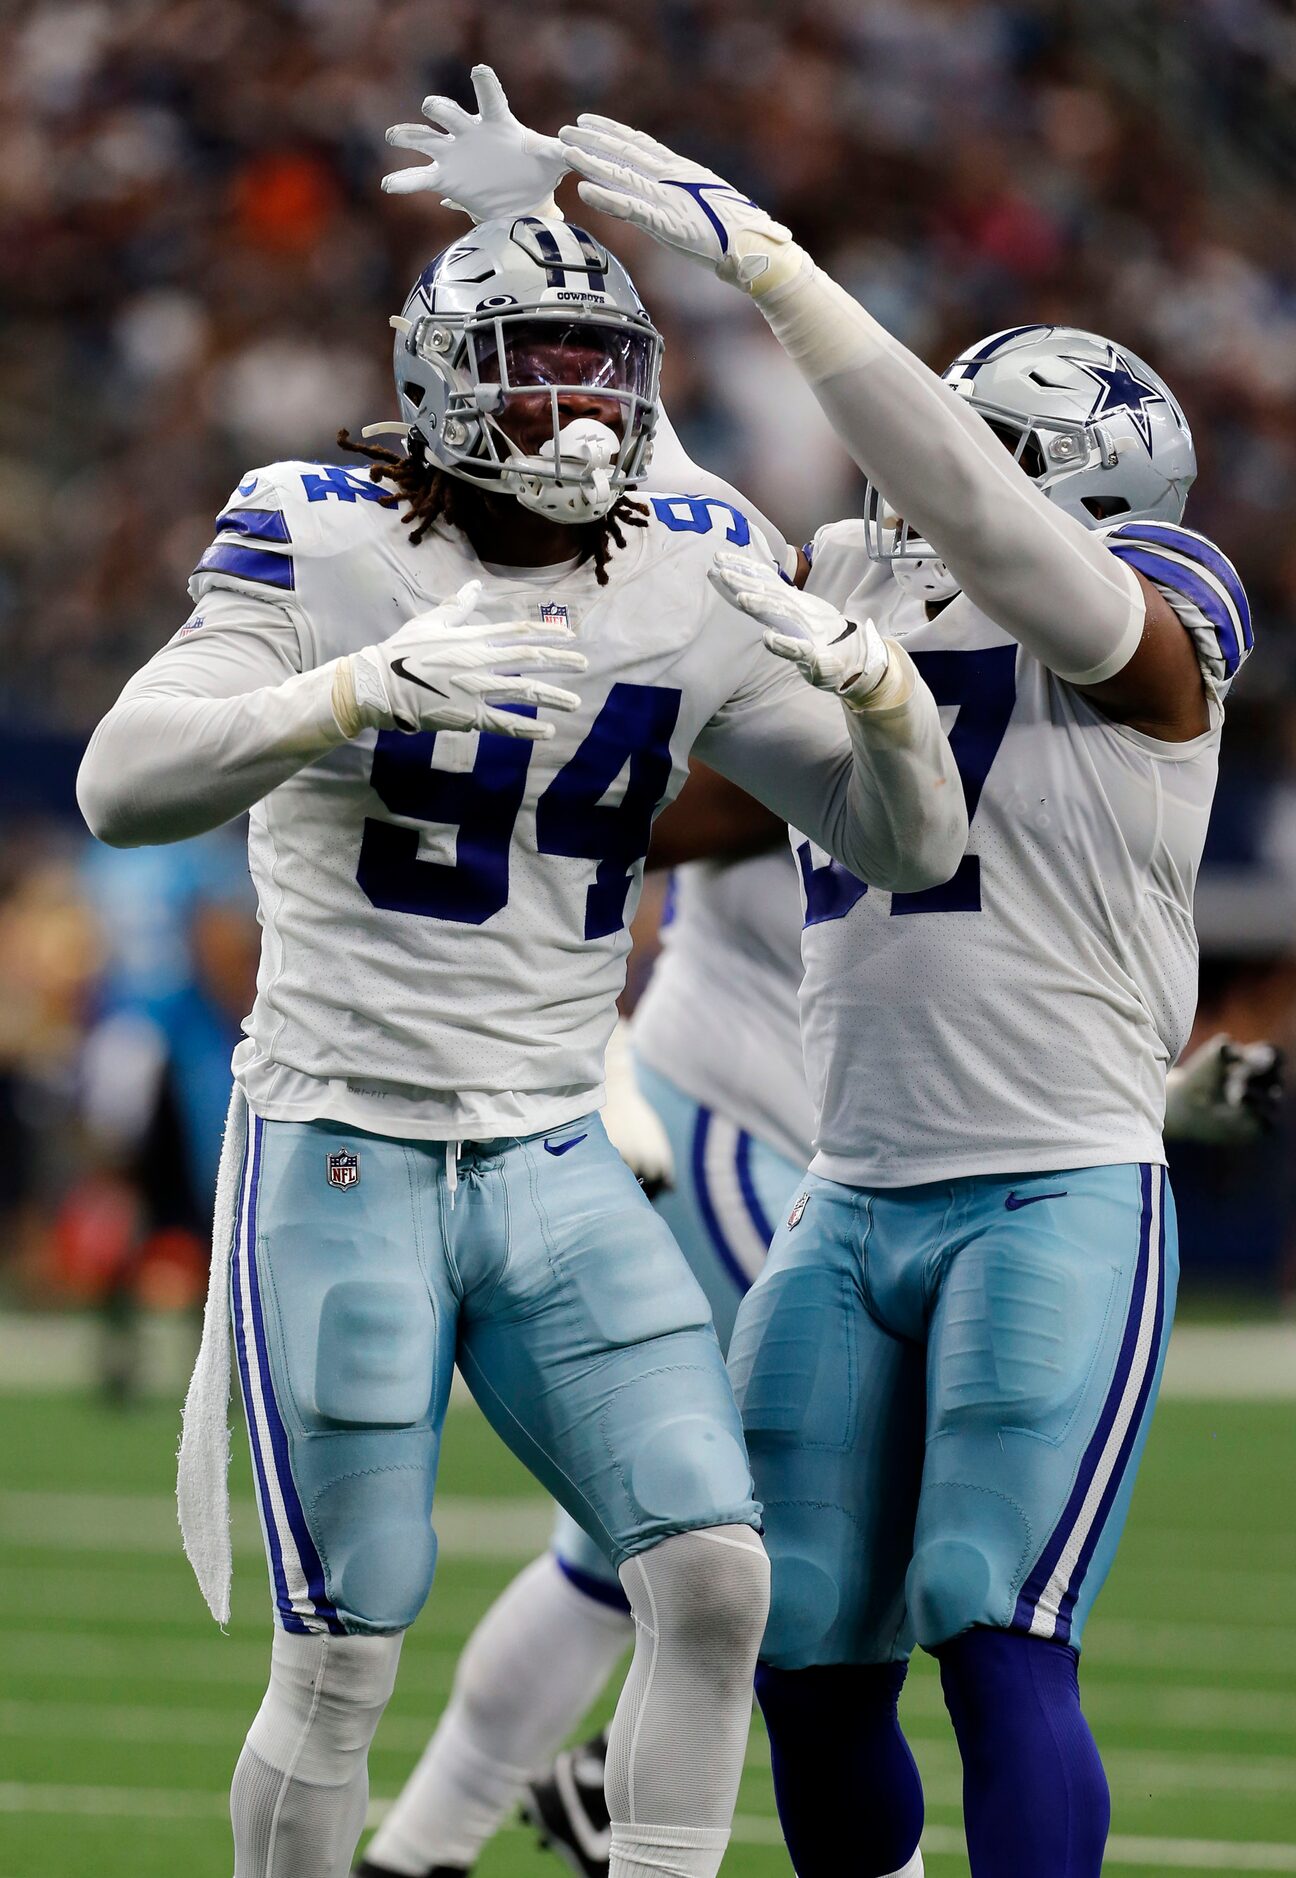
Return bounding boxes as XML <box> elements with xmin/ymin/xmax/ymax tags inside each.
<box><xmin>472</xmin><ymin>318</ymin><xmax>658</xmax><ymax>398</ymax></box>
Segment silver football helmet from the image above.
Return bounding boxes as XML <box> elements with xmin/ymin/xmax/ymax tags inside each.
<box><xmin>866</xmin><ymin>323</ymin><xmax>1197</xmax><ymax>581</ymax></box>
<box><xmin>382</xmin><ymin>215</ymin><xmax>662</xmax><ymax>524</ymax></box>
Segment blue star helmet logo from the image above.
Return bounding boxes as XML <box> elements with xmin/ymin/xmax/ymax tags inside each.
<box><xmin>1061</xmin><ymin>345</ymin><xmax>1167</xmax><ymax>454</ymax></box>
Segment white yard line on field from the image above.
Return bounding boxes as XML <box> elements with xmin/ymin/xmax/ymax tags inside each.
<box><xmin>5</xmin><ymin>1697</ymin><xmax>1291</xmax><ymax>1804</ymax></box>
<box><xmin>0</xmin><ymin>1488</ymin><xmax>553</xmax><ymax>1559</ymax></box>
<box><xmin>2</xmin><ymin>1786</ymin><xmax>1295</xmax><ymax>1870</ymax></box>
<box><xmin>1160</xmin><ymin>1325</ymin><xmax>1296</xmax><ymax>1400</ymax></box>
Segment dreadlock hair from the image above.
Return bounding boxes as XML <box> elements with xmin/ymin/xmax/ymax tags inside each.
<box><xmin>338</xmin><ymin>429</ymin><xmax>648</xmax><ymax>586</ymax></box>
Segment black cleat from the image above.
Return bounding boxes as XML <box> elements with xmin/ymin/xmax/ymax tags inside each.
<box><xmin>523</xmin><ymin>1731</ymin><xmax>611</xmax><ymax>1878</ymax></box>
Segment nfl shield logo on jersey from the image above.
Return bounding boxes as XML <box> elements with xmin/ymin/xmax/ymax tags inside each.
<box><xmin>326</xmin><ymin>1149</ymin><xmax>360</xmax><ymax>1190</ymax></box>
<box><xmin>539</xmin><ymin>601</ymin><xmax>571</xmax><ymax>631</ymax></box>
<box><xmin>788</xmin><ymin>1191</ymin><xmax>810</xmax><ymax>1229</ymax></box>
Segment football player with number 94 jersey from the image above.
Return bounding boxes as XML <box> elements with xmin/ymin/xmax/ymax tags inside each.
<box><xmin>76</xmin><ymin>212</ymin><xmax>965</xmax><ymax>1878</ymax></box>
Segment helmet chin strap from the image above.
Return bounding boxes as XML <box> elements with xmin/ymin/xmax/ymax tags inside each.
<box><xmin>501</xmin><ymin>418</ymin><xmax>623</xmax><ymax>524</ymax></box>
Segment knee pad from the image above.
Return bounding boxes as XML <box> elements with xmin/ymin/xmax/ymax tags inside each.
<box><xmin>314</xmin><ymin>1279</ymin><xmax>435</xmax><ymax>1427</ymax></box>
<box><xmin>906</xmin><ymin>1481</ymin><xmax>1030</xmax><ymax>1649</ymax></box>
<box><xmin>248</xmin><ymin>1629</ymin><xmax>403</xmax><ymax>1783</ymax></box>
<box><xmin>757</xmin><ymin>1507</ymin><xmax>847</xmax><ymax>1668</ymax></box>
<box><xmin>312</xmin><ymin>1462</ymin><xmax>437</xmax><ymax>1631</ymax></box>
<box><xmin>627</xmin><ymin>1399</ymin><xmax>754</xmax><ymax>1530</ymax></box>
<box><xmin>907</xmin><ymin>1538</ymin><xmax>999</xmax><ymax>1649</ymax></box>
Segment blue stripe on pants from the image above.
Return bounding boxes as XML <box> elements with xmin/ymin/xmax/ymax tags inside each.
<box><xmin>237</xmin><ymin>1117</ymin><xmax>343</xmax><ymax>1634</ymax></box>
<box><xmin>1013</xmin><ymin>1165</ymin><xmax>1163</xmax><ymax>1642</ymax></box>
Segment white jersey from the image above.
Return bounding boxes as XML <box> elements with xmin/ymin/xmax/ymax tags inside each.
<box><xmin>174</xmin><ymin>463</ymin><xmax>887</xmax><ymax>1142</ymax></box>
<box><xmin>799</xmin><ymin>516</ymin><xmax>1248</xmax><ymax>1186</ymax></box>
<box><xmin>633</xmin><ymin>847</ymin><xmax>812</xmax><ymax>1165</ymax></box>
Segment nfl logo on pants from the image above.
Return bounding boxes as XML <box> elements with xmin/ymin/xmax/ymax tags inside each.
<box><xmin>326</xmin><ymin>1149</ymin><xmax>360</xmax><ymax>1190</ymax></box>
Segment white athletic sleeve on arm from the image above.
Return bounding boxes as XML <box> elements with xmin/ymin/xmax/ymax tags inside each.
<box><xmin>695</xmin><ymin>635</ymin><xmax>966</xmax><ymax>893</ymax></box>
<box><xmin>77</xmin><ymin>593</ymin><xmax>347</xmax><ymax>848</ymax></box>
<box><xmin>753</xmin><ymin>265</ymin><xmax>1145</xmax><ymax>684</ymax></box>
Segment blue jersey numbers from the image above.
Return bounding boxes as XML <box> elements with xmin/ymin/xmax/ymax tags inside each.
<box><xmin>358</xmin><ymin>686</ymin><xmax>682</xmax><ymax>935</ymax></box>
<box><xmin>797</xmin><ymin>643</ymin><xmax>1018</xmax><ymax>923</ymax></box>
<box><xmin>649</xmin><ymin>495</ymin><xmax>751</xmax><ymax>548</ymax></box>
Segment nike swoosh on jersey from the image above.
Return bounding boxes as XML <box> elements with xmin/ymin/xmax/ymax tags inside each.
<box><xmin>1004</xmin><ymin>1189</ymin><xmax>1069</xmax><ymax>1210</ymax></box>
<box><xmin>389</xmin><ymin>657</ymin><xmax>447</xmax><ymax>697</ymax></box>
<box><xmin>543</xmin><ymin>1134</ymin><xmax>588</xmax><ymax>1156</ymax></box>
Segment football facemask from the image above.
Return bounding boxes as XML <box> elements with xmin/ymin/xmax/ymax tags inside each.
<box><xmin>382</xmin><ymin>217</ymin><xmax>663</xmax><ymax>525</ymax></box>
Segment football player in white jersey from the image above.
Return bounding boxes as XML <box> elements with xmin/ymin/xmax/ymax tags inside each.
<box><xmin>357</xmin><ymin>771</ymin><xmax>808</xmax><ymax>1878</ymax></box>
<box><xmin>544</xmin><ymin>114</ymin><xmax>1256</xmax><ymax>1878</ymax></box>
<box><xmin>77</xmin><ymin>190</ymin><xmax>966</xmax><ymax>1878</ymax></box>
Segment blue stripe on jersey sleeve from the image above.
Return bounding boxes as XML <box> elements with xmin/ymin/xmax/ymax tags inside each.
<box><xmin>1108</xmin><ymin>521</ymin><xmax>1251</xmax><ymax>651</ymax></box>
<box><xmin>213</xmin><ymin>507</ymin><xmax>292</xmax><ymax>543</ymax></box>
<box><xmin>193</xmin><ymin>541</ymin><xmax>295</xmax><ymax>591</ymax></box>
<box><xmin>1107</xmin><ymin>542</ymin><xmax>1243</xmax><ymax>676</ymax></box>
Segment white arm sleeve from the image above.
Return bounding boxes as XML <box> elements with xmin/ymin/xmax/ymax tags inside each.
<box><xmin>753</xmin><ymin>264</ymin><xmax>1145</xmax><ymax>683</ymax></box>
<box><xmin>695</xmin><ymin>637</ymin><xmax>966</xmax><ymax>892</ymax></box>
<box><xmin>77</xmin><ymin>594</ymin><xmax>348</xmax><ymax>848</ymax></box>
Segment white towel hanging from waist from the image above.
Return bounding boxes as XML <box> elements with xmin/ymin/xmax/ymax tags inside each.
<box><xmin>176</xmin><ymin>1082</ymin><xmax>247</xmax><ymax>1627</ymax></box>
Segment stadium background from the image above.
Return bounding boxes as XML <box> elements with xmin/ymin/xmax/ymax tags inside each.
<box><xmin>1</xmin><ymin>2</ymin><xmax>1293</xmax><ymax>1874</ymax></box>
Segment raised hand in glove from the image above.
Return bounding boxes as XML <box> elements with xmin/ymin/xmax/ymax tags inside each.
<box><xmin>559</xmin><ymin>115</ymin><xmax>801</xmax><ymax>293</ymax></box>
<box><xmin>384</xmin><ymin>64</ymin><xmax>569</xmax><ymax>221</ymax></box>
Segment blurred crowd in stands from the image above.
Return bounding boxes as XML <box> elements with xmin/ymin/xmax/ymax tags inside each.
<box><xmin>1</xmin><ymin>0</ymin><xmax>1294</xmax><ymax>1311</ymax></box>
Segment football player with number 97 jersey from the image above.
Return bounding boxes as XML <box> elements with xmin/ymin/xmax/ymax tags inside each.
<box><xmin>76</xmin><ymin>212</ymin><xmax>965</xmax><ymax>1878</ymax></box>
<box><xmin>558</xmin><ymin>111</ymin><xmax>1255</xmax><ymax>1878</ymax></box>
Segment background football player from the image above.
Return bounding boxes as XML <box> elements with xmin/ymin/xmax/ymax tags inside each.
<box><xmin>76</xmin><ymin>200</ymin><xmax>965</xmax><ymax>1878</ymax></box>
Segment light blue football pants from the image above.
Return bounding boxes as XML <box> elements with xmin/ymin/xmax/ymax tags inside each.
<box><xmin>727</xmin><ymin>1162</ymin><xmax>1178</xmax><ymax>1668</ymax></box>
<box><xmin>230</xmin><ymin>1109</ymin><xmax>759</xmax><ymax>1635</ymax></box>
<box><xmin>551</xmin><ymin>1061</ymin><xmax>804</xmax><ymax>1595</ymax></box>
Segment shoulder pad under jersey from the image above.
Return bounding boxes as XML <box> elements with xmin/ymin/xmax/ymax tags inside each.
<box><xmin>640</xmin><ymin>490</ymin><xmax>772</xmax><ymax>562</ymax></box>
<box><xmin>188</xmin><ymin>460</ymin><xmax>396</xmax><ymax>606</ymax></box>
<box><xmin>1101</xmin><ymin>519</ymin><xmax>1252</xmax><ymax>688</ymax></box>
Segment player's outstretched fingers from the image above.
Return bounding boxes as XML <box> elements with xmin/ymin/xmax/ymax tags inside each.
<box><xmin>470</xmin><ymin>65</ymin><xmax>510</xmax><ymax>121</ymax></box>
<box><xmin>385</xmin><ymin>123</ymin><xmax>447</xmax><ymax>155</ymax></box>
<box><xmin>563</xmin><ymin>141</ymin><xmax>646</xmax><ymax>194</ymax></box>
<box><xmin>420</xmin><ymin>93</ymin><xmax>474</xmax><ymax>133</ymax></box>
<box><xmin>575</xmin><ymin>181</ymin><xmax>646</xmax><ymax>226</ymax></box>
<box><xmin>480</xmin><ymin>705</ymin><xmax>557</xmax><ymax>741</ymax></box>
<box><xmin>707</xmin><ymin>552</ymin><xmax>783</xmax><ymax>616</ymax></box>
<box><xmin>382</xmin><ymin>166</ymin><xmax>443</xmax><ymax>196</ymax></box>
<box><xmin>490</xmin><ymin>645</ymin><xmax>588</xmax><ymax>676</ymax></box>
<box><xmin>570</xmin><ymin>115</ymin><xmax>676</xmax><ymax>169</ymax></box>
<box><xmin>478</xmin><ymin>676</ymin><xmax>584</xmax><ymax>713</ymax></box>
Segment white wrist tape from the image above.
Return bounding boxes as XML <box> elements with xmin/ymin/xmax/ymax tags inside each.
<box><xmin>841</xmin><ymin>638</ymin><xmax>911</xmax><ymax>714</ymax></box>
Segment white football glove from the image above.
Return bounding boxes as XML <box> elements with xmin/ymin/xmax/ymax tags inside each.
<box><xmin>384</xmin><ymin>64</ymin><xmax>569</xmax><ymax>220</ymax></box>
<box><xmin>1164</xmin><ymin>1034</ymin><xmax>1285</xmax><ymax>1145</ymax></box>
<box><xmin>603</xmin><ymin>1018</ymin><xmax>673</xmax><ymax>1198</ymax></box>
<box><xmin>558</xmin><ymin>116</ymin><xmax>801</xmax><ymax>292</ymax></box>
<box><xmin>333</xmin><ymin>580</ymin><xmax>586</xmax><ymax>742</ymax></box>
<box><xmin>709</xmin><ymin>551</ymin><xmax>890</xmax><ymax>706</ymax></box>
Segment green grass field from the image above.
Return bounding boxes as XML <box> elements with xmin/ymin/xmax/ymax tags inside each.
<box><xmin>1</xmin><ymin>1383</ymin><xmax>1293</xmax><ymax>1877</ymax></box>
